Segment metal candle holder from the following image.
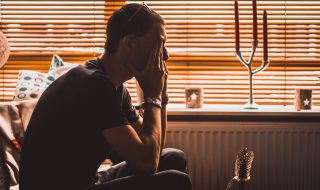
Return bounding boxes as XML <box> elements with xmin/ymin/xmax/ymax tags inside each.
<box><xmin>235</xmin><ymin>40</ymin><xmax>269</xmax><ymax>110</ymax></box>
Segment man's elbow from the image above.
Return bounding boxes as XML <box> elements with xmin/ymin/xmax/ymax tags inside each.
<box><xmin>135</xmin><ymin>136</ymin><xmax>160</xmax><ymax>175</ymax></box>
<box><xmin>142</xmin><ymin>160</ymin><xmax>158</xmax><ymax>175</ymax></box>
<box><xmin>129</xmin><ymin>136</ymin><xmax>161</xmax><ymax>175</ymax></box>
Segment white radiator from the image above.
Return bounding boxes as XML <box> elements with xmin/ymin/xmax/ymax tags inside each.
<box><xmin>165</xmin><ymin>122</ymin><xmax>320</xmax><ymax>190</ymax></box>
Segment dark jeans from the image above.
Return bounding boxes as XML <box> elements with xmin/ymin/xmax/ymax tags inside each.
<box><xmin>88</xmin><ymin>148</ymin><xmax>192</xmax><ymax>190</ymax></box>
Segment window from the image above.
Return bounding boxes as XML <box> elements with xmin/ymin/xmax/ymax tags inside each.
<box><xmin>127</xmin><ymin>0</ymin><xmax>320</xmax><ymax>106</ymax></box>
<box><xmin>1</xmin><ymin>0</ymin><xmax>319</xmax><ymax>106</ymax></box>
<box><xmin>0</xmin><ymin>0</ymin><xmax>124</xmax><ymax>101</ymax></box>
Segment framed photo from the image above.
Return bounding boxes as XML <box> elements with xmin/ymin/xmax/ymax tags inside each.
<box><xmin>295</xmin><ymin>89</ymin><xmax>312</xmax><ymax>110</ymax></box>
<box><xmin>185</xmin><ymin>88</ymin><xmax>203</xmax><ymax>108</ymax></box>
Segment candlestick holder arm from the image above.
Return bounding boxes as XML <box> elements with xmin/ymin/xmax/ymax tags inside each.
<box><xmin>235</xmin><ymin>50</ymin><xmax>250</xmax><ymax>70</ymax></box>
<box><xmin>252</xmin><ymin>60</ymin><xmax>269</xmax><ymax>75</ymax></box>
<box><xmin>248</xmin><ymin>40</ymin><xmax>259</xmax><ymax>64</ymax></box>
<box><xmin>235</xmin><ymin>40</ymin><xmax>259</xmax><ymax>70</ymax></box>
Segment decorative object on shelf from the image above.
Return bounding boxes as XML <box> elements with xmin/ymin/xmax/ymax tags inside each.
<box><xmin>234</xmin><ymin>0</ymin><xmax>270</xmax><ymax>110</ymax></box>
<box><xmin>225</xmin><ymin>148</ymin><xmax>254</xmax><ymax>190</ymax></box>
<box><xmin>295</xmin><ymin>89</ymin><xmax>312</xmax><ymax>111</ymax></box>
<box><xmin>0</xmin><ymin>31</ymin><xmax>10</xmax><ymax>69</ymax></box>
<box><xmin>185</xmin><ymin>87</ymin><xmax>203</xmax><ymax>108</ymax></box>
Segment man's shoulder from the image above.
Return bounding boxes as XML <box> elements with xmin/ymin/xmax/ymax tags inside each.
<box><xmin>64</xmin><ymin>59</ymin><xmax>108</xmax><ymax>84</ymax></box>
<box><xmin>42</xmin><ymin>59</ymin><xmax>112</xmax><ymax>101</ymax></box>
<box><xmin>69</xmin><ymin>60</ymin><xmax>103</xmax><ymax>78</ymax></box>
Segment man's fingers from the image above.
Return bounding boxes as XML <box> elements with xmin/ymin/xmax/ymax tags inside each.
<box><xmin>146</xmin><ymin>42</ymin><xmax>159</xmax><ymax>70</ymax></box>
<box><xmin>135</xmin><ymin>44</ymin><xmax>158</xmax><ymax>76</ymax></box>
<box><xmin>159</xmin><ymin>46</ymin><xmax>164</xmax><ymax>71</ymax></box>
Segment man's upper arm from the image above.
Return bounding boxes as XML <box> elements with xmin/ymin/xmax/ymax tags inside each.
<box><xmin>102</xmin><ymin>124</ymin><xmax>140</xmax><ymax>148</ymax></box>
<box><xmin>82</xmin><ymin>75</ymin><xmax>129</xmax><ymax>131</ymax></box>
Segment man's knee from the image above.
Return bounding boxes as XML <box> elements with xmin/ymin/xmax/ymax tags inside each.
<box><xmin>160</xmin><ymin>148</ymin><xmax>187</xmax><ymax>173</ymax></box>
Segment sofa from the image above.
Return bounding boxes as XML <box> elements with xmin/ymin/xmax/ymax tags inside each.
<box><xmin>0</xmin><ymin>100</ymin><xmax>37</xmax><ymax>189</ymax></box>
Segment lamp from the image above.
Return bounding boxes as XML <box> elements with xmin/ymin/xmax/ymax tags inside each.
<box><xmin>0</xmin><ymin>31</ymin><xmax>10</xmax><ymax>68</ymax></box>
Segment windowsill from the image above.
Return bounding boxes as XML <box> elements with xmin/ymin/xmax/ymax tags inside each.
<box><xmin>167</xmin><ymin>104</ymin><xmax>320</xmax><ymax>115</ymax></box>
<box><xmin>166</xmin><ymin>105</ymin><xmax>320</xmax><ymax>122</ymax></box>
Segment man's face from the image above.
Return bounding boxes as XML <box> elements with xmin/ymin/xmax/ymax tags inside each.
<box><xmin>129</xmin><ymin>22</ymin><xmax>168</xmax><ymax>72</ymax></box>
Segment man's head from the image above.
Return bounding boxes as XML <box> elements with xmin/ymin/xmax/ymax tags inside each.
<box><xmin>105</xmin><ymin>3</ymin><xmax>168</xmax><ymax>72</ymax></box>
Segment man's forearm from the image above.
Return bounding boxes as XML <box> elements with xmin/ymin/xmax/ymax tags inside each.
<box><xmin>139</xmin><ymin>104</ymin><xmax>162</xmax><ymax>172</ymax></box>
<box><xmin>135</xmin><ymin>105</ymin><xmax>166</xmax><ymax>150</ymax></box>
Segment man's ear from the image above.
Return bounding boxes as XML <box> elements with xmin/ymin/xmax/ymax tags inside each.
<box><xmin>120</xmin><ymin>35</ymin><xmax>136</xmax><ymax>54</ymax></box>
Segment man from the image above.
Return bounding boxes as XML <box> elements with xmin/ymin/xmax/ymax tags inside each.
<box><xmin>20</xmin><ymin>3</ymin><xmax>192</xmax><ymax>190</ymax></box>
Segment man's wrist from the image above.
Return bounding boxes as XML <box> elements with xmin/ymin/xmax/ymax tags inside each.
<box><xmin>141</xmin><ymin>97</ymin><xmax>162</xmax><ymax>109</ymax></box>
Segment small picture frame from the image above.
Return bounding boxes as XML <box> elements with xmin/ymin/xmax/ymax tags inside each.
<box><xmin>185</xmin><ymin>88</ymin><xmax>203</xmax><ymax>108</ymax></box>
<box><xmin>295</xmin><ymin>89</ymin><xmax>312</xmax><ymax>111</ymax></box>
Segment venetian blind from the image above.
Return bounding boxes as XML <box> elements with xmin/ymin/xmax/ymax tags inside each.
<box><xmin>0</xmin><ymin>0</ymin><xmax>319</xmax><ymax>106</ymax></box>
<box><xmin>0</xmin><ymin>0</ymin><xmax>125</xmax><ymax>101</ymax></box>
<box><xmin>127</xmin><ymin>0</ymin><xmax>320</xmax><ymax>106</ymax></box>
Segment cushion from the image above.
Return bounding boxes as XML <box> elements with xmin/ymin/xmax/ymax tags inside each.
<box><xmin>13</xmin><ymin>55</ymin><xmax>78</xmax><ymax>101</ymax></box>
<box><xmin>13</xmin><ymin>70</ymin><xmax>54</xmax><ymax>101</ymax></box>
<box><xmin>48</xmin><ymin>54</ymin><xmax>64</xmax><ymax>74</ymax></box>
<box><xmin>48</xmin><ymin>54</ymin><xmax>78</xmax><ymax>79</ymax></box>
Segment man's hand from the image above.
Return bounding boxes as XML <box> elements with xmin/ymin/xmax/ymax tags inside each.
<box><xmin>161</xmin><ymin>62</ymin><xmax>169</xmax><ymax>99</ymax></box>
<box><xmin>128</xmin><ymin>41</ymin><xmax>165</xmax><ymax>99</ymax></box>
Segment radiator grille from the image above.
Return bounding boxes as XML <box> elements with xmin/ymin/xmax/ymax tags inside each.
<box><xmin>165</xmin><ymin>122</ymin><xmax>320</xmax><ymax>190</ymax></box>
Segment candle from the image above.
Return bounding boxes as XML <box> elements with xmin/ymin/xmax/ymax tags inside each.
<box><xmin>252</xmin><ymin>0</ymin><xmax>258</xmax><ymax>42</ymax></box>
<box><xmin>263</xmin><ymin>10</ymin><xmax>268</xmax><ymax>62</ymax></box>
<box><xmin>234</xmin><ymin>0</ymin><xmax>240</xmax><ymax>51</ymax></box>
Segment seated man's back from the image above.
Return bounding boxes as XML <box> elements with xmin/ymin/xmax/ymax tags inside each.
<box><xmin>20</xmin><ymin>60</ymin><xmax>133</xmax><ymax>190</ymax></box>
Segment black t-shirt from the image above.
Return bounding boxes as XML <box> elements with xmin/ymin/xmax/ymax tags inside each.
<box><xmin>19</xmin><ymin>59</ymin><xmax>139</xmax><ymax>190</ymax></box>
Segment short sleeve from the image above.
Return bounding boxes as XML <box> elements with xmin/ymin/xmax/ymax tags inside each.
<box><xmin>121</xmin><ymin>86</ymin><xmax>140</xmax><ymax>123</ymax></box>
<box><xmin>80</xmin><ymin>75</ymin><xmax>129</xmax><ymax>131</ymax></box>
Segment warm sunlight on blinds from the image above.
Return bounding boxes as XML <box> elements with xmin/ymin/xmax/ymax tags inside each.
<box><xmin>127</xmin><ymin>0</ymin><xmax>320</xmax><ymax>106</ymax></box>
<box><xmin>0</xmin><ymin>0</ymin><xmax>319</xmax><ymax>106</ymax></box>
<box><xmin>0</xmin><ymin>0</ymin><xmax>124</xmax><ymax>101</ymax></box>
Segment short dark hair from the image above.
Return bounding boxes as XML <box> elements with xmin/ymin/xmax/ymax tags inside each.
<box><xmin>105</xmin><ymin>3</ymin><xmax>165</xmax><ymax>54</ymax></box>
